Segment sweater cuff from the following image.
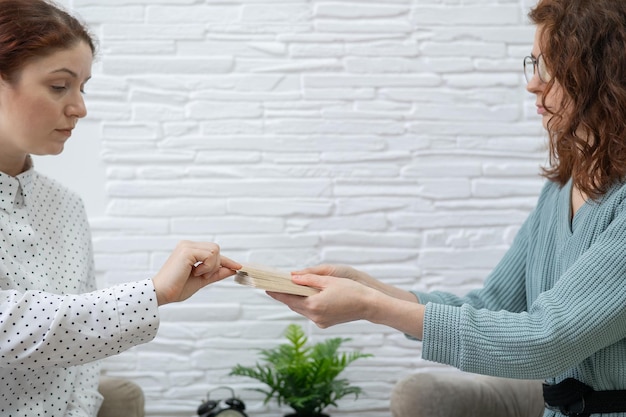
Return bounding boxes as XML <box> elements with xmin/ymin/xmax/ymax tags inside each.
<box><xmin>421</xmin><ymin>302</ymin><xmax>462</xmax><ymax>368</ymax></box>
<box><xmin>410</xmin><ymin>290</ymin><xmax>443</xmax><ymax>305</ymax></box>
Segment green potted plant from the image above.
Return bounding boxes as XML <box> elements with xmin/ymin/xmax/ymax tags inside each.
<box><xmin>230</xmin><ymin>323</ymin><xmax>372</xmax><ymax>417</ymax></box>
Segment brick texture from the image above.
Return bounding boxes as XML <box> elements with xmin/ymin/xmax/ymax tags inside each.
<box><xmin>34</xmin><ymin>1</ymin><xmax>543</xmax><ymax>416</ymax></box>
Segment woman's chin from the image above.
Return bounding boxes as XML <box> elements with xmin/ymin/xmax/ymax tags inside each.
<box><xmin>33</xmin><ymin>146</ymin><xmax>65</xmax><ymax>157</ymax></box>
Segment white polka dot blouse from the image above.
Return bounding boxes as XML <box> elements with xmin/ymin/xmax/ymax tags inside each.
<box><xmin>0</xmin><ymin>159</ymin><xmax>160</xmax><ymax>416</ymax></box>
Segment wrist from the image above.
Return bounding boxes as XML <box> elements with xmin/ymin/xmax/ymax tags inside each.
<box><xmin>368</xmin><ymin>291</ymin><xmax>425</xmax><ymax>339</ymax></box>
<box><xmin>363</xmin><ymin>288</ymin><xmax>386</xmax><ymax>323</ymax></box>
<box><xmin>152</xmin><ymin>278</ymin><xmax>171</xmax><ymax>306</ymax></box>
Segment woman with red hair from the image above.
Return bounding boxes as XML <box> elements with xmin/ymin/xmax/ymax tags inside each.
<box><xmin>272</xmin><ymin>1</ymin><xmax>626</xmax><ymax>416</ymax></box>
<box><xmin>0</xmin><ymin>1</ymin><xmax>240</xmax><ymax>415</ymax></box>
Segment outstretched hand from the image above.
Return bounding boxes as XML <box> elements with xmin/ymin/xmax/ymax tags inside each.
<box><xmin>267</xmin><ymin>273</ymin><xmax>376</xmax><ymax>328</ymax></box>
<box><xmin>269</xmin><ymin>269</ymin><xmax>426</xmax><ymax>338</ymax></box>
<box><xmin>292</xmin><ymin>263</ymin><xmax>418</xmax><ymax>303</ymax></box>
<box><xmin>152</xmin><ymin>241</ymin><xmax>241</xmax><ymax>306</ymax></box>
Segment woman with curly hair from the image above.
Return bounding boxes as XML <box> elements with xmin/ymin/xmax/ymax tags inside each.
<box><xmin>271</xmin><ymin>1</ymin><xmax>626</xmax><ymax>416</ymax></box>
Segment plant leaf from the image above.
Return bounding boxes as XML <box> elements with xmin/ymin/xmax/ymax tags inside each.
<box><xmin>229</xmin><ymin>324</ymin><xmax>372</xmax><ymax>415</ymax></box>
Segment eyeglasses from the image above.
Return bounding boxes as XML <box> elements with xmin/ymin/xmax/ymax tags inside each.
<box><xmin>523</xmin><ymin>54</ymin><xmax>551</xmax><ymax>84</ymax></box>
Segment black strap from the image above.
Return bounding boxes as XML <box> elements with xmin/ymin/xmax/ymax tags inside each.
<box><xmin>543</xmin><ymin>378</ymin><xmax>626</xmax><ymax>416</ymax></box>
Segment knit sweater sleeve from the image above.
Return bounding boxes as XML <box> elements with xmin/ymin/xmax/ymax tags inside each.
<box><xmin>421</xmin><ymin>198</ymin><xmax>626</xmax><ymax>379</ymax></box>
<box><xmin>413</xmin><ymin>207</ymin><xmax>533</xmax><ymax>313</ymax></box>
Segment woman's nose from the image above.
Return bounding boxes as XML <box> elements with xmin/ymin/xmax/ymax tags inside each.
<box><xmin>65</xmin><ymin>92</ymin><xmax>87</xmax><ymax>119</ymax></box>
<box><xmin>525</xmin><ymin>72</ymin><xmax>544</xmax><ymax>94</ymax></box>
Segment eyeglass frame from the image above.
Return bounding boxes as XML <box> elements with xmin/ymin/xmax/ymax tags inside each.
<box><xmin>523</xmin><ymin>54</ymin><xmax>551</xmax><ymax>84</ymax></box>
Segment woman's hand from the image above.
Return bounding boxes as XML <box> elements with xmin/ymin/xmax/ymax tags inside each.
<box><xmin>292</xmin><ymin>264</ymin><xmax>370</xmax><ymax>283</ymax></box>
<box><xmin>152</xmin><ymin>241</ymin><xmax>241</xmax><ymax>306</ymax></box>
<box><xmin>268</xmin><ymin>273</ymin><xmax>376</xmax><ymax>328</ymax></box>
<box><xmin>269</xmin><ymin>272</ymin><xmax>425</xmax><ymax>338</ymax></box>
<box><xmin>292</xmin><ymin>264</ymin><xmax>418</xmax><ymax>302</ymax></box>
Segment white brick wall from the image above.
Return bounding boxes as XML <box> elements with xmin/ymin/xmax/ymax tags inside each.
<box><xmin>35</xmin><ymin>1</ymin><xmax>545</xmax><ymax>416</ymax></box>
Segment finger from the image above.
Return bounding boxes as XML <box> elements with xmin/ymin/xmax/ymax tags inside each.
<box><xmin>266</xmin><ymin>291</ymin><xmax>284</xmax><ymax>301</ymax></box>
<box><xmin>200</xmin><ymin>262</ymin><xmax>239</xmax><ymax>280</ymax></box>
<box><xmin>219</xmin><ymin>255</ymin><xmax>242</xmax><ymax>271</ymax></box>
<box><xmin>195</xmin><ymin>264</ymin><xmax>237</xmax><ymax>282</ymax></box>
<box><xmin>173</xmin><ymin>241</ymin><xmax>219</xmax><ymax>270</ymax></box>
<box><xmin>214</xmin><ymin>266</ymin><xmax>238</xmax><ymax>280</ymax></box>
<box><xmin>291</xmin><ymin>264</ymin><xmax>333</xmax><ymax>276</ymax></box>
<box><xmin>192</xmin><ymin>259</ymin><xmax>219</xmax><ymax>277</ymax></box>
<box><xmin>291</xmin><ymin>273</ymin><xmax>328</xmax><ymax>288</ymax></box>
<box><xmin>267</xmin><ymin>291</ymin><xmax>307</xmax><ymax>308</ymax></box>
<box><xmin>193</xmin><ymin>256</ymin><xmax>241</xmax><ymax>277</ymax></box>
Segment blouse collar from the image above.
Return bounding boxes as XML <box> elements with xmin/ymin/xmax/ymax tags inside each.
<box><xmin>0</xmin><ymin>156</ymin><xmax>35</xmax><ymax>212</ymax></box>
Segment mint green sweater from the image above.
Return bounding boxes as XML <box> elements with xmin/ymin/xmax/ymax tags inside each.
<box><xmin>414</xmin><ymin>179</ymin><xmax>626</xmax><ymax>414</ymax></box>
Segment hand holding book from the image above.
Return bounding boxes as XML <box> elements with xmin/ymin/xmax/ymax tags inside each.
<box><xmin>234</xmin><ymin>263</ymin><xmax>320</xmax><ymax>296</ymax></box>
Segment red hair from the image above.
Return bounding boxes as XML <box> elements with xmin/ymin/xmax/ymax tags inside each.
<box><xmin>529</xmin><ymin>0</ymin><xmax>626</xmax><ymax>199</ymax></box>
<box><xmin>0</xmin><ymin>0</ymin><xmax>96</xmax><ymax>83</ymax></box>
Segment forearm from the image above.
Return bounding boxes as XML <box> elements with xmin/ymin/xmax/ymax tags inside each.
<box><xmin>366</xmin><ymin>290</ymin><xmax>425</xmax><ymax>339</ymax></box>
<box><xmin>0</xmin><ymin>280</ymin><xmax>159</xmax><ymax>369</ymax></box>
<box><xmin>359</xmin><ymin>273</ymin><xmax>420</xmax><ymax>303</ymax></box>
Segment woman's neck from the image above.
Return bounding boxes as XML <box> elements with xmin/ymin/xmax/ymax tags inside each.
<box><xmin>0</xmin><ymin>154</ymin><xmax>30</xmax><ymax>177</ymax></box>
<box><xmin>571</xmin><ymin>183</ymin><xmax>588</xmax><ymax>219</ymax></box>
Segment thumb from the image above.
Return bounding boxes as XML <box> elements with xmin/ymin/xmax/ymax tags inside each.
<box><xmin>291</xmin><ymin>273</ymin><xmax>328</xmax><ymax>289</ymax></box>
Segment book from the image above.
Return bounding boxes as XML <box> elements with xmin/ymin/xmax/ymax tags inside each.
<box><xmin>234</xmin><ymin>264</ymin><xmax>320</xmax><ymax>297</ymax></box>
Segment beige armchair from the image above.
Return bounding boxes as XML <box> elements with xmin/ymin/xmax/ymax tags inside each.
<box><xmin>390</xmin><ymin>372</ymin><xmax>545</xmax><ymax>417</ymax></box>
<box><xmin>98</xmin><ymin>376</ymin><xmax>145</xmax><ymax>417</ymax></box>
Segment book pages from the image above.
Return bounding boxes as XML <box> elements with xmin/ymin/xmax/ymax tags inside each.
<box><xmin>234</xmin><ymin>264</ymin><xmax>320</xmax><ymax>296</ymax></box>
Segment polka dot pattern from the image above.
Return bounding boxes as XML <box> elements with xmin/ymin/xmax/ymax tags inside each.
<box><xmin>0</xmin><ymin>160</ymin><xmax>160</xmax><ymax>416</ymax></box>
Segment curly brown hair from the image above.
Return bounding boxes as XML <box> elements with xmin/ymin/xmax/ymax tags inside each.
<box><xmin>529</xmin><ymin>0</ymin><xmax>626</xmax><ymax>199</ymax></box>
